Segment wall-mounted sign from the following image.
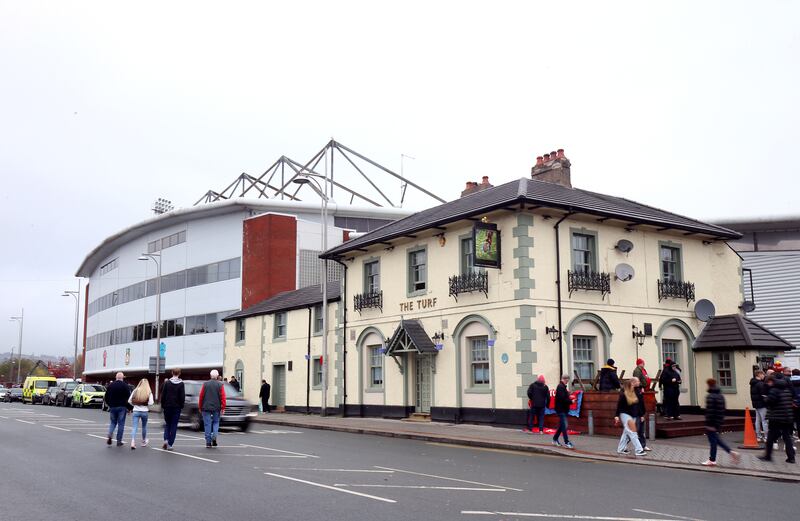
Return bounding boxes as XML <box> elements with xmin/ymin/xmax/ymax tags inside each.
<box><xmin>473</xmin><ymin>222</ymin><xmax>501</xmax><ymax>268</ymax></box>
<box><xmin>487</xmin><ymin>339</ymin><xmax>496</xmax><ymax>348</ymax></box>
<box><xmin>500</xmin><ymin>353</ymin><xmax>509</xmax><ymax>364</ymax></box>
<box><xmin>159</xmin><ymin>342</ymin><xmax>167</xmax><ymax>358</ymax></box>
<box><xmin>124</xmin><ymin>348</ymin><xmax>130</xmax><ymax>366</ymax></box>
<box><xmin>399</xmin><ymin>297</ymin><xmax>438</xmax><ymax>313</ymax></box>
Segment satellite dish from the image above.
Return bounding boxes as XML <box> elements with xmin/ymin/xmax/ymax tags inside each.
<box><xmin>616</xmin><ymin>239</ymin><xmax>634</xmax><ymax>253</ymax></box>
<box><xmin>614</xmin><ymin>263</ymin><xmax>635</xmax><ymax>282</ymax></box>
<box><xmin>741</xmin><ymin>301</ymin><xmax>756</xmax><ymax>313</ymax></box>
<box><xmin>695</xmin><ymin>299</ymin><xmax>716</xmax><ymax>322</ymax></box>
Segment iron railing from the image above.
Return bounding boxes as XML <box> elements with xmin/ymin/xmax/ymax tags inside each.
<box><xmin>567</xmin><ymin>270</ymin><xmax>611</xmax><ymax>299</ymax></box>
<box><xmin>448</xmin><ymin>271</ymin><xmax>489</xmax><ymax>301</ymax></box>
<box><xmin>354</xmin><ymin>290</ymin><xmax>383</xmax><ymax>314</ymax></box>
<box><xmin>657</xmin><ymin>279</ymin><xmax>696</xmax><ymax>304</ymax></box>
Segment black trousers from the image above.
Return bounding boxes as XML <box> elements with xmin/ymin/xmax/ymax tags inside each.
<box><xmin>261</xmin><ymin>398</ymin><xmax>270</xmax><ymax>413</ymax></box>
<box><xmin>765</xmin><ymin>421</ymin><xmax>796</xmax><ymax>461</ymax></box>
<box><xmin>663</xmin><ymin>389</ymin><xmax>680</xmax><ymax>418</ymax></box>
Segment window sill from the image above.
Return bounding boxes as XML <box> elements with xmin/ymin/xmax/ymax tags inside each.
<box><xmin>272</xmin><ymin>336</ymin><xmax>287</xmax><ymax>343</ymax></box>
<box><xmin>365</xmin><ymin>387</ymin><xmax>384</xmax><ymax>393</ymax></box>
<box><xmin>312</xmin><ymin>385</ymin><xmax>322</xmax><ymax>391</ymax></box>
<box><xmin>235</xmin><ymin>341</ymin><xmax>245</xmax><ymax>346</ymax></box>
<box><xmin>312</xmin><ymin>331</ymin><xmax>323</xmax><ymax>337</ymax></box>
<box><xmin>465</xmin><ymin>387</ymin><xmax>492</xmax><ymax>394</ymax></box>
<box><xmin>407</xmin><ymin>289</ymin><xmax>428</xmax><ymax>298</ymax></box>
<box><xmin>720</xmin><ymin>388</ymin><xmax>737</xmax><ymax>395</ymax></box>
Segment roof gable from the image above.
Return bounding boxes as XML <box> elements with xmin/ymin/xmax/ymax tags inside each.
<box><xmin>384</xmin><ymin>319</ymin><xmax>438</xmax><ymax>355</ymax></box>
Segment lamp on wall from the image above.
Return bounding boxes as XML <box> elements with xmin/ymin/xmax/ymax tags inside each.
<box><xmin>546</xmin><ymin>325</ymin><xmax>561</xmax><ymax>343</ymax></box>
<box><xmin>632</xmin><ymin>325</ymin><xmax>646</xmax><ymax>359</ymax></box>
<box><xmin>432</xmin><ymin>332</ymin><xmax>445</xmax><ymax>351</ymax></box>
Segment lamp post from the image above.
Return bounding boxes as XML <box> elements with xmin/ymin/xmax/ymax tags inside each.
<box><xmin>62</xmin><ymin>282</ymin><xmax>81</xmax><ymax>381</ymax></box>
<box><xmin>293</xmin><ymin>173</ymin><xmax>329</xmax><ymax>416</ymax></box>
<box><xmin>138</xmin><ymin>252</ymin><xmax>162</xmax><ymax>401</ymax></box>
<box><xmin>9</xmin><ymin>309</ymin><xmax>24</xmax><ymax>385</ymax></box>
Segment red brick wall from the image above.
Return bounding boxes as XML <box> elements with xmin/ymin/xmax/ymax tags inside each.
<box><xmin>242</xmin><ymin>213</ymin><xmax>297</xmax><ymax>309</ymax></box>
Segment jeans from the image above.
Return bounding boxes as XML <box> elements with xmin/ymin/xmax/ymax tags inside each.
<box><xmin>764</xmin><ymin>421</ymin><xmax>796</xmax><ymax>461</ymax></box>
<box><xmin>618</xmin><ymin>413</ymin><xmax>643</xmax><ymax>453</ymax></box>
<box><xmin>755</xmin><ymin>407</ymin><xmax>768</xmax><ymax>439</ymax></box>
<box><xmin>107</xmin><ymin>406</ymin><xmax>128</xmax><ymax>443</ymax></box>
<box><xmin>162</xmin><ymin>407</ymin><xmax>181</xmax><ymax>447</ymax></box>
<box><xmin>131</xmin><ymin>411</ymin><xmax>149</xmax><ymax>441</ymax></box>
<box><xmin>531</xmin><ymin>407</ymin><xmax>545</xmax><ymax>432</ymax></box>
<box><xmin>636</xmin><ymin>415</ymin><xmax>648</xmax><ymax>448</ymax></box>
<box><xmin>553</xmin><ymin>412</ymin><xmax>570</xmax><ymax>444</ymax></box>
<box><xmin>202</xmin><ymin>410</ymin><xmax>221</xmax><ymax>444</ymax></box>
<box><xmin>706</xmin><ymin>429</ymin><xmax>732</xmax><ymax>462</ymax></box>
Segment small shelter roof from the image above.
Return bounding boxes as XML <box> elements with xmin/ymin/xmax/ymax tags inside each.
<box><xmin>692</xmin><ymin>314</ymin><xmax>794</xmax><ymax>352</ymax></box>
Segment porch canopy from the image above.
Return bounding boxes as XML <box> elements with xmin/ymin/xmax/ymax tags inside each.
<box><xmin>692</xmin><ymin>314</ymin><xmax>794</xmax><ymax>352</ymax></box>
<box><xmin>384</xmin><ymin>319</ymin><xmax>438</xmax><ymax>356</ymax></box>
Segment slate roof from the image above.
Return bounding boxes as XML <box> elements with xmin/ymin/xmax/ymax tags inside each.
<box><xmin>692</xmin><ymin>314</ymin><xmax>794</xmax><ymax>352</ymax></box>
<box><xmin>322</xmin><ymin>177</ymin><xmax>741</xmax><ymax>258</ymax></box>
<box><xmin>384</xmin><ymin>319</ymin><xmax>438</xmax><ymax>355</ymax></box>
<box><xmin>224</xmin><ymin>283</ymin><xmax>341</xmax><ymax>321</ymax></box>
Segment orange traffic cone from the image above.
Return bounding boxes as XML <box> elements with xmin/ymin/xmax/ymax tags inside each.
<box><xmin>738</xmin><ymin>407</ymin><xmax>761</xmax><ymax>450</ymax></box>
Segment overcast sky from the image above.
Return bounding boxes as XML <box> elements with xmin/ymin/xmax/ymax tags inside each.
<box><xmin>1</xmin><ymin>1</ymin><xmax>798</xmax><ymax>357</ymax></box>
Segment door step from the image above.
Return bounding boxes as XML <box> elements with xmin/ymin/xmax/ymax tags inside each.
<box><xmin>403</xmin><ymin>413</ymin><xmax>431</xmax><ymax>422</ymax></box>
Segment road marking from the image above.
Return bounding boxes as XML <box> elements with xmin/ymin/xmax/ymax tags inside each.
<box><xmin>86</xmin><ymin>434</ymin><xmax>110</xmax><ymax>440</ymax></box>
<box><xmin>15</xmin><ymin>419</ymin><xmax>35</xmax><ymax>424</ymax></box>
<box><xmin>253</xmin><ymin>429</ymin><xmax>303</xmax><ymax>434</ymax></box>
<box><xmin>374</xmin><ymin>466</ymin><xmax>522</xmax><ymax>492</ymax></box>
<box><xmin>336</xmin><ymin>484</ymin><xmax>506</xmax><ymax>491</ymax></box>
<box><xmin>44</xmin><ymin>425</ymin><xmax>71</xmax><ymax>432</ymax></box>
<box><xmin>461</xmin><ymin>512</ymin><xmax>679</xmax><ymax>521</ymax></box>
<box><xmin>0</xmin><ymin>415</ymin><xmax>7</xmax><ymax>419</ymax></box>
<box><xmin>212</xmin><ymin>454</ymin><xmax>307</xmax><ymax>458</ymax></box>
<box><xmin>175</xmin><ymin>433</ymin><xmax>205</xmax><ymax>440</ymax></box>
<box><xmin>240</xmin><ymin>444</ymin><xmax>319</xmax><ymax>458</ymax></box>
<box><xmin>632</xmin><ymin>510</ymin><xmax>706</xmax><ymax>521</ymax></box>
<box><xmin>264</xmin><ymin>472</ymin><xmax>396</xmax><ymax>503</ymax></box>
<box><xmin>68</xmin><ymin>418</ymin><xmax>95</xmax><ymax>423</ymax></box>
<box><xmin>267</xmin><ymin>468</ymin><xmax>395</xmax><ymax>473</ymax></box>
<box><xmin>151</xmin><ymin>447</ymin><xmax>219</xmax><ymax>463</ymax></box>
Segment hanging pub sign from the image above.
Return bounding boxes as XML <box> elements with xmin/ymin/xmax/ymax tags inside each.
<box><xmin>472</xmin><ymin>221</ymin><xmax>501</xmax><ymax>268</ymax></box>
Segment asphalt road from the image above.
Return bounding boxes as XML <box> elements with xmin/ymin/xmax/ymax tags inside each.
<box><xmin>0</xmin><ymin>402</ymin><xmax>795</xmax><ymax>521</ymax></box>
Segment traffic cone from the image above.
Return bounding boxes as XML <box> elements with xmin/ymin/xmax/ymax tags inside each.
<box><xmin>738</xmin><ymin>407</ymin><xmax>761</xmax><ymax>450</ymax></box>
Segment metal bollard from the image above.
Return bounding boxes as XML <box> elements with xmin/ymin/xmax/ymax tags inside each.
<box><xmin>588</xmin><ymin>410</ymin><xmax>594</xmax><ymax>436</ymax></box>
<box><xmin>649</xmin><ymin>413</ymin><xmax>656</xmax><ymax>441</ymax></box>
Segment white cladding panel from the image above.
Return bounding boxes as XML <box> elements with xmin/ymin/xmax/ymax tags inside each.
<box><xmin>742</xmin><ymin>251</ymin><xmax>800</xmax><ymax>350</ymax></box>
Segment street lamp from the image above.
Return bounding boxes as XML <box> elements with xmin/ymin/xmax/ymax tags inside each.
<box><xmin>138</xmin><ymin>252</ymin><xmax>162</xmax><ymax>400</ymax></box>
<box><xmin>293</xmin><ymin>173</ymin><xmax>330</xmax><ymax>416</ymax></box>
<box><xmin>62</xmin><ymin>283</ymin><xmax>80</xmax><ymax>381</ymax></box>
<box><xmin>9</xmin><ymin>309</ymin><xmax>24</xmax><ymax>385</ymax></box>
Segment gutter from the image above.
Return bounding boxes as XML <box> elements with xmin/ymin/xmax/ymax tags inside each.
<box><xmin>332</xmin><ymin>257</ymin><xmax>349</xmax><ymax>417</ymax></box>
<box><xmin>554</xmin><ymin>212</ymin><xmax>574</xmax><ymax>378</ymax></box>
<box><xmin>306</xmin><ymin>307</ymin><xmax>312</xmax><ymax>414</ymax></box>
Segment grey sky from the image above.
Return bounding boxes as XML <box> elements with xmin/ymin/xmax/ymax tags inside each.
<box><xmin>1</xmin><ymin>1</ymin><xmax>798</xmax><ymax>357</ymax></box>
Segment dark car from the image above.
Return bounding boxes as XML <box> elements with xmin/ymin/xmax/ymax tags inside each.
<box><xmin>4</xmin><ymin>388</ymin><xmax>24</xmax><ymax>402</ymax></box>
<box><xmin>55</xmin><ymin>380</ymin><xmax>79</xmax><ymax>407</ymax></box>
<box><xmin>41</xmin><ymin>386</ymin><xmax>60</xmax><ymax>405</ymax></box>
<box><xmin>180</xmin><ymin>380</ymin><xmax>257</xmax><ymax>432</ymax></box>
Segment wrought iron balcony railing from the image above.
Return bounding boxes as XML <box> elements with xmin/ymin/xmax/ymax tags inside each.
<box><xmin>354</xmin><ymin>291</ymin><xmax>383</xmax><ymax>314</ymax></box>
<box><xmin>657</xmin><ymin>279</ymin><xmax>695</xmax><ymax>304</ymax></box>
<box><xmin>567</xmin><ymin>270</ymin><xmax>611</xmax><ymax>299</ymax></box>
<box><xmin>448</xmin><ymin>271</ymin><xmax>489</xmax><ymax>301</ymax></box>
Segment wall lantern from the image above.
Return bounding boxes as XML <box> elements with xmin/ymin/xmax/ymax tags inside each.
<box><xmin>632</xmin><ymin>325</ymin><xmax>646</xmax><ymax>359</ymax></box>
<box><xmin>432</xmin><ymin>332</ymin><xmax>445</xmax><ymax>351</ymax></box>
<box><xmin>546</xmin><ymin>325</ymin><xmax>561</xmax><ymax>343</ymax></box>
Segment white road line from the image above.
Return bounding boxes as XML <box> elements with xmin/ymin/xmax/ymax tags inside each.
<box><xmin>44</xmin><ymin>425</ymin><xmax>71</xmax><ymax>432</ymax></box>
<box><xmin>0</xmin><ymin>415</ymin><xmax>7</xmax><ymax>419</ymax></box>
<box><xmin>175</xmin><ymin>433</ymin><xmax>204</xmax><ymax>440</ymax></box>
<box><xmin>264</xmin><ymin>472</ymin><xmax>396</xmax><ymax>503</ymax></box>
<box><xmin>461</xmin><ymin>512</ymin><xmax>679</xmax><ymax>521</ymax></box>
<box><xmin>252</xmin><ymin>429</ymin><xmax>303</xmax><ymax>434</ymax></box>
<box><xmin>15</xmin><ymin>419</ymin><xmax>35</xmax><ymax>424</ymax></box>
<box><xmin>240</xmin><ymin>444</ymin><xmax>319</xmax><ymax>458</ymax></box>
<box><xmin>212</xmin><ymin>454</ymin><xmax>307</xmax><ymax>458</ymax></box>
<box><xmin>267</xmin><ymin>468</ymin><xmax>394</xmax><ymax>473</ymax></box>
<box><xmin>374</xmin><ymin>466</ymin><xmax>522</xmax><ymax>492</ymax></box>
<box><xmin>86</xmin><ymin>434</ymin><xmax>110</xmax><ymax>440</ymax></box>
<box><xmin>151</xmin><ymin>447</ymin><xmax>219</xmax><ymax>463</ymax></box>
<box><xmin>336</xmin><ymin>484</ymin><xmax>506</xmax><ymax>491</ymax></box>
<box><xmin>632</xmin><ymin>510</ymin><xmax>706</xmax><ymax>521</ymax></box>
<box><xmin>68</xmin><ymin>418</ymin><xmax>95</xmax><ymax>423</ymax></box>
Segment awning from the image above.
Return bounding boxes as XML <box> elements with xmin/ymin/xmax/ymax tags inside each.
<box><xmin>693</xmin><ymin>314</ymin><xmax>794</xmax><ymax>352</ymax></box>
<box><xmin>384</xmin><ymin>319</ymin><xmax>438</xmax><ymax>356</ymax></box>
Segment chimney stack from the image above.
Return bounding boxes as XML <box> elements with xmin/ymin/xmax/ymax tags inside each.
<box><xmin>531</xmin><ymin>147</ymin><xmax>571</xmax><ymax>188</ymax></box>
<box><xmin>460</xmin><ymin>177</ymin><xmax>495</xmax><ymax>197</ymax></box>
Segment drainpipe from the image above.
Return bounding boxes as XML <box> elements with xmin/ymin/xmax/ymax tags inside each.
<box><xmin>554</xmin><ymin>212</ymin><xmax>573</xmax><ymax>378</ymax></box>
<box><xmin>306</xmin><ymin>307</ymin><xmax>311</xmax><ymax>414</ymax></box>
<box><xmin>333</xmin><ymin>258</ymin><xmax>348</xmax><ymax>417</ymax></box>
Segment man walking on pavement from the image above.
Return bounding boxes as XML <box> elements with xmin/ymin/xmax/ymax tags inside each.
<box><xmin>552</xmin><ymin>374</ymin><xmax>575</xmax><ymax>449</ymax></box>
<box><xmin>750</xmin><ymin>370</ymin><xmax>768</xmax><ymax>442</ymax></box>
<box><xmin>199</xmin><ymin>369</ymin><xmax>226</xmax><ymax>448</ymax></box>
<box><xmin>758</xmin><ymin>374</ymin><xmax>796</xmax><ymax>463</ymax></box>
<box><xmin>105</xmin><ymin>372</ymin><xmax>131</xmax><ymax>447</ymax></box>
<box><xmin>160</xmin><ymin>368</ymin><xmax>185</xmax><ymax>451</ymax></box>
<box><xmin>259</xmin><ymin>379</ymin><xmax>271</xmax><ymax>413</ymax></box>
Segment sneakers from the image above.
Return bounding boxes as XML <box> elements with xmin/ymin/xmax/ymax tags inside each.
<box><xmin>522</xmin><ymin>428</ymin><xmax>531</xmax><ymax>433</ymax></box>
<box><xmin>643</xmin><ymin>446</ymin><xmax>653</xmax><ymax>452</ymax></box>
<box><xmin>617</xmin><ymin>449</ymin><xmax>630</xmax><ymax>455</ymax></box>
<box><xmin>106</xmin><ymin>436</ymin><xmax>112</xmax><ymax>446</ymax></box>
<box><xmin>563</xmin><ymin>442</ymin><xmax>575</xmax><ymax>449</ymax></box>
<box><xmin>206</xmin><ymin>442</ymin><xmax>212</xmax><ymax>448</ymax></box>
<box><xmin>130</xmin><ymin>441</ymin><xmax>136</xmax><ymax>450</ymax></box>
<box><xmin>786</xmin><ymin>458</ymin><xmax>796</xmax><ymax>464</ymax></box>
<box><xmin>211</xmin><ymin>438</ymin><xmax>218</xmax><ymax>447</ymax></box>
<box><xmin>551</xmin><ymin>440</ymin><xmax>562</xmax><ymax>447</ymax></box>
<box><xmin>162</xmin><ymin>442</ymin><xmax>168</xmax><ymax>450</ymax></box>
<box><xmin>635</xmin><ymin>449</ymin><xmax>647</xmax><ymax>456</ymax></box>
<box><xmin>116</xmin><ymin>441</ymin><xmax>124</xmax><ymax>447</ymax></box>
<box><xmin>142</xmin><ymin>439</ymin><xmax>149</xmax><ymax>447</ymax></box>
<box><xmin>702</xmin><ymin>459</ymin><xmax>717</xmax><ymax>466</ymax></box>
<box><xmin>756</xmin><ymin>455</ymin><xmax>771</xmax><ymax>462</ymax></box>
<box><xmin>167</xmin><ymin>445</ymin><xmax>174</xmax><ymax>451</ymax></box>
<box><xmin>730</xmin><ymin>451</ymin><xmax>741</xmax><ymax>465</ymax></box>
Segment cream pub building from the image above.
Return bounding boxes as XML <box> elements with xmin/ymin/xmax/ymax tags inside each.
<box><xmin>224</xmin><ymin>150</ymin><xmax>784</xmax><ymax>421</ymax></box>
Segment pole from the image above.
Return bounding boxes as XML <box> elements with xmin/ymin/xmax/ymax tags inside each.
<box><xmin>64</xmin><ymin>284</ymin><xmax>80</xmax><ymax>381</ymax></box>
<box><xmin>16</xmin><ymin>309</ymin><xmax>24</xmax><ymax>385</ymax></box>
<box><xmin>155</xmin><ymin>256</ymin><xmax>162</xmax><ymax>401</ymax></box>
<box><xmin>320</xmin><ymin>150</ymin><xmax>329</xmax><ymax>416</ymax></box>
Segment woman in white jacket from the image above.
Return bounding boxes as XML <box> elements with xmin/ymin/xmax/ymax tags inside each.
<box><xmin>128</xmin><ymin>379</ymin><xmax>154</xmax><ymax>450</ymax></box>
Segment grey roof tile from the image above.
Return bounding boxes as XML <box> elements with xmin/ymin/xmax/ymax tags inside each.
<box><xmin>692</xmin><ymin>314</ymin><xmax>794</xmax><ymax>351</ymax></box>
<box><xmin>224</xmin><ymin>283</ymin><xmax>341</xmax><ymax>321</ymax></box>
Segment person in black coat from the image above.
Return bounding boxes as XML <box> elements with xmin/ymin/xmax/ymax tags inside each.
<box><xmin>229</xmin><ymin>376</ymin><xmax>241</xmax><ymax>392</ymax></box>
<box><xmin>598</xmin><ymin>359</ymin><xmax>621</xmax><ymax>391</ymax></box>
<box><xmin>759</xmin><ymin>375</ymin><xmax>796</xmax><ymax>463</ymax></box>
<box><xmin>659</xmin><ymin>359</ymin><xmax>682</xmax><ymax>420</ymax></box>
<box><xmin>526</xmin><ymin>375</ymin><xmax>549</xmax><ymax>433</ymax></box>
<box><xmin>552</xmin><ymin>375</ymin><xmax>575</xmax><ymax>449</ymax></box>
<box><xmin>104</xmin><ymin>372</ymin><xmax>132</xmax><ymax>447</ymax></box>
<box><xmin>259</xmin><ymin>380</ymin><xmax>271</xmax><ymax>413</ymax></box>
<box><xmin>749</xmin><ymin>370</ymin><xmax>768</xmax><ymax>441</ymax></box>
<box><xmin>160</xmin><ymin>368</ymin><xmax>186</xmax><ymax>451</ymax></box>
<box><xmin>702</xmin><ymin>378</ymin><xmax>740</xmax><ymax>466</ymax></box>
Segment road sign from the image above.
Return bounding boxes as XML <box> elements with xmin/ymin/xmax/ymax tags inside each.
<box><xmin>159</xmin><ymin>342</ymin><xmax>166</xmax><ymax>358</ymax></box>
<box><xmin>148</xmin><ymin>356</ymin><xmax>166</xmax><ymax>373</ymax></box>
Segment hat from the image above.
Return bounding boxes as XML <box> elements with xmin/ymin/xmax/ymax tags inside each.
<box><xmin>606</xmin><ymin>358</ymin><xmax>615</xmax><ymax>366</ymax></box>
<box><xmin>537</xmin><ymin>375</ymin><xmax>545</xmax><ymax>383</ymax></box>
<box><xmin>636</xmin><ymin>358</ymin><xmax>645</xmax><ymax>366</ymax></box>
<box><xmin>665</xmin><ymin>358</ymin><xmax>674</xmax><ymax>366</ymax></box>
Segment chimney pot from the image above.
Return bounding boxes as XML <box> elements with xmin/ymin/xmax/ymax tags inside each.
<box><xmin>536</xmin><ymin>156</ymin><xmax>543</xmax><ymax>166</ymax></box>
<box><xmin>482</xmin><ymin>176</ymin><xmax>489</xmax><ymax>185</ymax></box>
<box><xmin>543</xmin><ymin>153</ymin><xmax>550</xmax><ymax>162</ymax></box>
<box><xmin>550</xmin><ymin>151</ymin><xmax>557</xmax><ymax>159</ymax></box>
<box><xmin>465</xmin><ymin>182</ymin><xmax>471</xmax><ymax>190</ymax></box>
<box><xmin>557</xmin><ymin>148</ymin><xmax>564</xmax><ymax>158</ymax></box>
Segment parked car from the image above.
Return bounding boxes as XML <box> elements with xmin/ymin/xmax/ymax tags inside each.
<box><xmin>0</xmin><ymin>385</ymin><xmax>7</xmax><ymax>400</ymax></box>
<box><xmin>4</xmin><ymin>388</ymin><xmax>24</xmax><ymax>402</ymax></box>
<box><xmin>180</xmin><ymin>380</ymin><xmax>257</xmax><ymax>432</ymax></box>
<box><xmin>41</xmin><ymin>386</ymin><xmax>61</xmax><ymax>405</ymax></box>
<box><xmin>71</xmin><ymin>384</ymin><xmax>106</xmax><ymax>408</ymax></box>
<box><xmin>55</xmin><ymin>380</ymin><xmax>80</xmax><ymax>407</ymax></box>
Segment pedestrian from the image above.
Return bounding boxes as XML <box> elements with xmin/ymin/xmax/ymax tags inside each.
<box><xmin>526</xmin><ymin>375</ymin><xmax>549</xmax><ymax>434</ymax></box>
<box><xmin>633</xmin><ymin>377</ymin><xmax>652</xmax><ymax>452</ymax></box>
<box><xmin>198</xmin><ymin>369</ymin><xmax>226</xmax><ymax>448</ymax></box>
<box><xmin>614</xmin><ymin>377</ymin><xmax>645</xmax><ymax>456</ymax></box>
<box><xmin>632</xmin><ymin>359</ymin><xmax>651</xmax><ymax>390</ymax></box>
<box><xmin>659</xmin><ymin>359</ymin><xmax>682</xmax><ymax>420</ymax></box>
<box><xmin>702</xmin><ymin>378</ymin><xmax>740</xmax><ymax>466</ymax></box>
<box><xmin>758</xmin><ymin>374</ymin><xmax>796</xmax><ymax>463</ymax></box>
<box><xmin>104</xmin><ymin>372</ymin><xmax>131</xmax><ymax>447</ymax></box>
<box><xmin>229</xmin><ymin>375</ymin><xmax>240</xmax><ymax>392</ymax></box>
<box><xmin>160</xmin><ymin>368</ymin><xmax>186</xmax><ymax>451</ymax></box>
<box><xmin>791</xmin><ymin>369</ymin><xmax>800</xmax><ymax>439</ymax></box>
<box><xmin>598</xmin><ymin>359</ymin><xmax>621</xmax><ymax>391</ymax></box>
<box><xmin>128</xmin><ymin>379</ymin><xmax>154</xmax><ymax>450</ymax></box>
<box><xmin>552</xmin><ymin>374</ymin><xmax>575</xmax><ymax>449</ymax></box>
<box><xmin>259</xmin><ymin>379</ymin><xmax>271</xmax><ymax>413</ymax></box>
<box><xmin>750</xmin><ymin>370</ymin><xmax>768</xmax><ymax>442</ymax></box>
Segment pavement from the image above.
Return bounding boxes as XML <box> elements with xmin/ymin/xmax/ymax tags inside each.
<box><xmin>252</xmin><ymin>412</ymin><xmax>800</xmax><ymax>481</ymax></box>
<box><xmin>2</xmin><ymin>402</ymin><xmax>798</xmax><ymax>521</ymax></box>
